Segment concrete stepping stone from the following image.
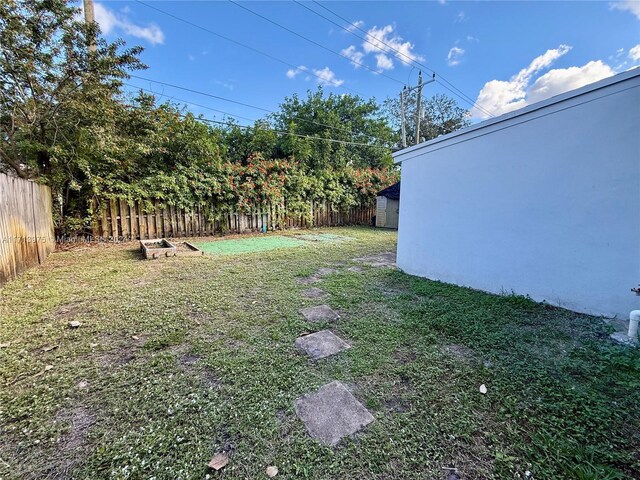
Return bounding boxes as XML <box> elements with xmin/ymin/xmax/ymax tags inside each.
<box><xmin>295</xmin><ymin>330</ymin><xmax>350</xmax><ymax>360</ymax></box>
<box><xmin>301</xmin><ymin>287</ymin><xmax>327</xmax><ymax>299</ymax></box>
<box><xmin>295</xmin><ymin>381</ymin><xmax>374</xmax><ymax>446</ymax></box>
<box><xmin>300</xmin><ymin>305</ymin><xmax>340</xmax><ymax>322</ymax></box>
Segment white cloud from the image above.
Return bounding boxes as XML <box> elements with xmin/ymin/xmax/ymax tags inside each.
<box><xmin>447</xmin><ymin>46</ymin><xmax>465</xmax><ymax>66</ymax></box>
<box><xmin>467</xmin><ymin>35</ymin><xmax>479</xmax><ymax>43</ymax></box>
<box><xmin>629</xmin><ymin>44</ymin><xmax>640</xmax><ymax>61</ymax></box>
<box><xmin>312</xmin><ymin>67</ymin><xmax>344</xmax><ymax>87</ymax></box>
<box><xmin>345</xmin><ymin>20</ymin><xmax>364</xmax><ymax>33</ymax></box>
<box><xmin>286</xmin><ymin>65</ymin><xmax>307</xmax><ymax>79</ymax></box>
<box><xmin>471</xmin><ymin>46</ymin><xmax>616</xmax><ymax>119</ymax></box>
<box><xmin>375</xmin><ymin>53</ymin><xmax>394</xmax><ymax>70</ymax></box>
<box><xmin>610</xmin><ymin>1</ymin><xmax>640</xmax><ymax>19</ymax></box>
<box><xmin>526</xmin><ymin>61</ymin><xmax>614</xmax><ymax>104</ymax></box>
<box><xmin>94</xmin><ymin>3</ymin><xmax>164</xmax><ymax>45</ymax></box>
<box><xmin>362</xmin><ymin>24</ymin><xmax>424</xmax><ymax>68</ymax></box>
<box><xmin>286</xmin><ymin>65</ymin><xmax>344</xmax><ymax>87</ymax></box>
<box><xmin>341</xmin><ymin>45</ymin><xmax>365</xmax><ymax>68</ymax></box>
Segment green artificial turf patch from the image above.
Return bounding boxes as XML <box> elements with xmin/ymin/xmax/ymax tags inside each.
<box><xmin>192</xmin><ymin>235</ymin><xmax>305</xmax><ymax>255</ymax></box>
<box><xmin>293</xmin><ymin>233</ymin><xmax>353</xmax><ymax>242</ymax></box>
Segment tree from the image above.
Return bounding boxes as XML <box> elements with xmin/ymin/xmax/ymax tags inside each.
<box><xmin>272</xmin><ymin>87</ymin><xmax>396</xmax><ymax>170</ymax></box>
<box><xmin>0</xmin><ymin>0</ymin><xmax>144</xmax><ymax>183</ymax></box>
<box><xmin>383</xmin><ymin>92</ymin><xmax>470</xmax><ymax>148</ymax></box>
<box><xmin>221</xmin><ymin>119</ymin><xmax>278</xmax><ymax>165</ymax></box>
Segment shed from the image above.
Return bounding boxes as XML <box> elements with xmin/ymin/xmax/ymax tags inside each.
<box><xmin>375</xmin><ymin>182</ymin><xmax>400</xmax><ymax>229</ymax></box>
<box><xmin>392</xmin><ymin>68</ymin><xmax>640</xmax><ymax>318</ymax></box>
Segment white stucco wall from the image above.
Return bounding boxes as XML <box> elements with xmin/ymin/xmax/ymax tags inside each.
<box><xmin>394</xmin><ymin>70</ymin><xmax>640</xmax><ymax>318</ymax></box>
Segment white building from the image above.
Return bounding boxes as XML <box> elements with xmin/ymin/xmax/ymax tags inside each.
<box><xmin>393</xmin><ymin>69</ymin><xmax>640</xmax><ymax>318</ymax></box>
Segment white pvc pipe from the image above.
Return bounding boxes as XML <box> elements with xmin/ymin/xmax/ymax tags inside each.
<box><xmin>629</xmin><ymin>310</ymin><xmax>640</xmax><ymax>342</ymax></box>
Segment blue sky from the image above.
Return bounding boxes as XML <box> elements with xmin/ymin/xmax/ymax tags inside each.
<box><xmin>92</xmin><ymin>1</ymin><xmax>640</xmax><ymax>124</ymax></box>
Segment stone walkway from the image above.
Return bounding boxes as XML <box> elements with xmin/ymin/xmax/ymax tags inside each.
<box><xmin>295</xmin><ymin>330</ymin><xmax>350</xmax><ymax>360</ymax></box>
<box><xmin>292</xmin><ymin>258</ymin><xmax>396</xmax><ymax>446</ymax></box>
<box><xmin>295</xmin><ymin>381</ymin><xmax>374</xmax><ymax>446</ymax></box>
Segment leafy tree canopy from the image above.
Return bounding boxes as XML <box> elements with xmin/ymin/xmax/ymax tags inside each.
<box><xmin>384</xmin><ymin>91</ymin><xmax>471</xmax><ymax>148</ymax></box>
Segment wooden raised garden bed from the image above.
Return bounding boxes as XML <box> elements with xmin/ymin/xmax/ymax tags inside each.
<box><xmin>175</xmin><ymin>241</ymin><xmax>203</xmax><ymax>257</ymax></box>
<box><xmin>140</xmin><ymin>239</ymin><xmax>176</xmax><ymax>259</ymax></box>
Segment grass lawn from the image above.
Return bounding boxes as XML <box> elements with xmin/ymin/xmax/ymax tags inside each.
<box><xmin>0</xmin><ymin>227</ymin><xmax>638</xmax><ymax>479</ymax></box>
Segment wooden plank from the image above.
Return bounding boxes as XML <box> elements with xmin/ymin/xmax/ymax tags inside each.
<box><xmin>119</xmin><ymin>199</ymin><xmax>129</xmax><ymax>240</ymax></box>
<box><xmin>129</xmin><ymin>202</ymin><xmax>137</xmax><ymax>240</ymax></box>
<box><xmin>147</xmin><ymin>203</ymin><xmax>156</xmax><ymax>239</ymax></box>
<box><xmin>156</xmin><ymin>202</ymin><xmax>164</xmax><ymax>238</ymax></box>
<box><xmin>176</xmin><ymin>206</ymin><xmax>182</xmax><ymax>237</ymax></box>
<box><xmin>168</xmin><ymin>205</ymin><xmax>175</xmax><ymax>238</ymax></box>
<box><xmin>109</xmin><ymin>198</ymin><xmax>119</xmax><ymax>241</ymax></box>
<box><xmin>0</xmin><ymin>173</ymin><xmax>54</xmax><ymax>284</ymax></box>
<box><xmin>100</xmin><ymin>202</ymin><xmax>108</xmax><ymax>239</ymax></box>
<box><xmin>91</xmin><ymin>199</ymin><xmax>100</xmax><ymax>239</ymax></box>
<box><xmin>139</xmin><ymin>201</ymin><xmax>148</xmax><ymax>240</ymax></box>
<box><xmin>0</xmin><ymin>175</ymin><xmax>17</xmax><ymax>281</ymax></box>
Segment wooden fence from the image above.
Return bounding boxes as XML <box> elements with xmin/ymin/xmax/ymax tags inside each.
<box><xmin>90</xmin><ymin>198</ymin><xmax>375</xmax><ymax>241</ymax></box>
<box><xmin>0</xmin><ymin>173</ymin><xmax>55</xmax><ymax>283</ymax></box>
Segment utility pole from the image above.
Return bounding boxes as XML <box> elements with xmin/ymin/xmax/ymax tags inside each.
<box><xmin>83</xmin><ymin>0</ymin><xmax>97</xmax><ymax>52</ymax></box>
<box><xmin>415</xmin><ymin>71</ymin><xmax>423</xmax><ymax>145</ymax></box>
<box><xmin>400</xmin><ymin>86</ymin><xmax>407</xmax><ymax>148</ymax></box>
<box><xmin>398</xmin><ymin>73</ymin><xmax>435</xmax><ymax>148</ymax></box>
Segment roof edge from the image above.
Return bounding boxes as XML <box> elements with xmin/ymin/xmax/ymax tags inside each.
<box><xmin>393</xmin><ymin>67</ymin><xmax>640</xmax><ymax>163</ymax></box>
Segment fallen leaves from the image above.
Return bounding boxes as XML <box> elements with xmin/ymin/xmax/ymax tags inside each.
<box><xmin>208</xmin><ymin>453</ymin><xmax>229</xmax><ymax>471</ymax></box>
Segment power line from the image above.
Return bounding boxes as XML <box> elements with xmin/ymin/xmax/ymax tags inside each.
<box><xmin>123</xmin><ymin>82</ymin><xmax>257</xmax><ymax>124</ymax></box>
<box><xmin>133</xmin><ymin>1</ymin><xmax>462</xmax><ymax>138</ymax></box>
<box><xmin>126</xmin><ymin>81</ymin><xmax>459</xmax><ymax>149</ymax></box>
<box><xmin>127</xmin><ymin>75</ymin><xmax>379</xmax><ymax>139</ymax></box>
<box><xmin>119</xmin><ymin>96</ymin><xmax>388</xmax><ymax>149</ymax></box>
<box><xmin>308</xmin><ymin>0</ymin><xmax>495</xmax><ymax>118</ymax></box>
<box><xmin>185</xmin><ymin>112</ymin><xmax>389</xmax><ymax>149</ymax></box>
<box><xmin>130</xmin><ymin>74</ymin><xmax>272</xmax><ymax>112</ymax></box>
<box><xmin>134</xmin><ymin>0</ymin><xmax>365</xmax><ymax>96</ymax></box>
<box><xmin>228</xmin><ymin>0</ymin><xmax>406</xmax><ymax>87</ymax></box>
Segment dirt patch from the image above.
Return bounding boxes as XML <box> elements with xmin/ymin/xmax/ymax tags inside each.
<box><xmin>442</xmin><ymin>344</ymin><xmax>474</xmax><ymax>360</ymax></box>
<box><xmin>353</xmin><ymin>252</ymin><xmax>396</xmax><ymax>268</ymax></box>
<box><xmin>296</xmin><ymin>275</ymin><xmax>321</xmax><ymax>285</ymax></box>
<box><xmin>377</xmin><ymin>283</ymin><xmax>407</xmax><ymax>298</ymax></box>
<box><xmin>208</xmin><ymin>428</ymin><xmax>236</xmax><ymax>462</ymax></box>
<box><xmin>49</xmin><ymin>300</ymin><xmax>89</xmax><ymax>321</ymax></box>
<box><xmin>56</xmin><ymin>406</ymin><xmax>97</xmax><ymax>452</ymax></box>
<box><xmin>385</xmin><ymin>396</ymin><xmax>410</xmax><ymax>413</ymax></box>
<box><xmin>97</xmin><ymin>349</ymin><xmax>136</xmax><ymax>368</ymax></box>
<box><xmin>170</xmin><ymin>345</ymin><xmax>220</xmax><ymax>387</ymax></box>
<box><xmin>315</xmin><ymin>267</ymin><xmax>338</xmax><ymax>277</ymax></box>
<box><xmin>179</xmin><ymin>353</ymin><xmax>201</xmax><ymax>369</ymax></box>
<box><xmin>393</xmin><ymin>347</ymin><xmax>417</xmax><ymax>365</ymax></box>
